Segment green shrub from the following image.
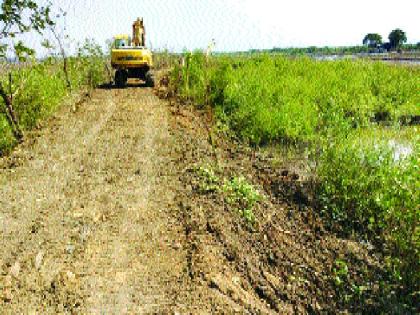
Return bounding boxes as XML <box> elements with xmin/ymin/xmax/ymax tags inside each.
<box><xmin>194</xmin><ymin>165</ymin><xmax>220</xmax><ymax>193</ymax></box>
<box><xmin>192</xmin><ymin>165</ymin><xmax>263</xmax><ymax>225</ymax></box>
<box><xmin>171</xmin><ymin>52</ymin><xmax>419</xmax><ymax>305</ymax></box>
<box><xmin>171</xmin><ymin>52</ymin><xmax>419</xmax><ymax>145</ymax></box>
<box><xmin>318</xmin><ymin>128</ymin><xmax>419</xmax><ymax>294</ymax></box>
<box><xmin>0</xmin><ymin>40</ymin><xmax>106</xmax><ymax>154</ymax></box>
<box><xmin>12</xmin><ymin>63</ymin><xmax>67</xmax><ymax>129</ymax></box>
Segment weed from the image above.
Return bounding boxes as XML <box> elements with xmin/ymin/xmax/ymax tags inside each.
<box><xmin>192</xmin><ymin>165</ymin><xmax>263</xmax><ymax>225</ymax></box>
<box><xmin>193</xmin><ymin>165</ymin><xmax>220</xmax><ymax>193</ymax></box>
<box><xmin>222</xmin><ymin>176</ymin><xmax>263</xmax><ymax>225</ymax></box>
<box><xmin>319</xmin><ymin>127</ymin><xmax>419</xmax><ymax>304</ymax></box>
<box><xmin>333</xmin><ymin>259</ymin><xmax>349</xmax><ymax>287</ymax></box>
<box><xmin>170</xmin><ymin>52</ymin><xmax>419</xmax><ymax>145</ymax></box>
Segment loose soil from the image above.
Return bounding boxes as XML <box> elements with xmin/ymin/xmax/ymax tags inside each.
<box><xmin>0</xmin><ymin>80</ymin><xmax>392</xmax><ymax>314</ymax></box>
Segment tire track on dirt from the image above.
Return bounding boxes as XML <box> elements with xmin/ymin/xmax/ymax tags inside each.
<box><xmin>1</xmin><ymin>87</ymin><xmax>189</xmax><ymax>313</ymax></box>
<box><xmin>0</xmin><ymin>91</ymin><xmax>117</xmax><ymax>312</ymax></box>
<box><xmin>82</xmin><ymin>89</ymin><xmax>186</xmax><ymax>314</ymax></box>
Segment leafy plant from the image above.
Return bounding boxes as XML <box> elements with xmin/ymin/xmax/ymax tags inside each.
<box><xmin>222</xmin><ymin>176</ymin><xmax>262</xmax><ymax>224</ymax></box>
<box><xmin>170</xmin><ymin>52</ymin><xmax>419</xmax><ymax>145</ymax></box>
<box><xmin>171</xmin><ymin>51</ymin><xmax>419</xmax><ymax>307</ymax></box>
<box><xmin>333</xmin><ymin>259</ymin><xmax>349</xmax><ymax>286</ymax></box>
<box><xmin>318</xmin><ymin>128</ymin><xmax>419</xmax><ymax>299</ymax></box>
<box><xmin>0</xmin><ymin>0</ymin><xmax>55</xmax><ymax>59</ymax></box>
<box><xmin>193</xmin><ymin>165</ymin><xmax>220</xmax><ymax>193</ymax></box>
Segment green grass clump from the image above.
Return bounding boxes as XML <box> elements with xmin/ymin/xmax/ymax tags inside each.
<box><xmin>194</xmin><ymin>165</ymin><xmax>220</xmax><ymax>193</ymax></box>
<box><xmin>193</xmin><ymin>165</ymin><xmax>262</xmax><ymax>225</ymax></box>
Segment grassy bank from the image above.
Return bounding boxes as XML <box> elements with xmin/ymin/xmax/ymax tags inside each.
<box><xmin>172</xmin><ymin>53</ymin><xmax>418</xmax><ymax>144</ymax></box>
<box><xmin>0</xmin><ymin>41</ymin><xmax>106</xmax><ymax>155</ymax></box>
<box><xmin>169</xmin><ymin>52</ymin><xmax>419</xmax><ymax>309</ymax></box>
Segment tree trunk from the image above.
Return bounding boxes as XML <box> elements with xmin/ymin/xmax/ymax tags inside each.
<box><xmin>0</xmin><ymin>82</ymin><xmax>23</xmax><ymax>141</ymax></box>
<box><xmin>52</xmin><ymin>28</ymin><xmax>72</xmax><ymax>91</ymax></box>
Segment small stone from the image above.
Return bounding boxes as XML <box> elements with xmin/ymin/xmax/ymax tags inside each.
<box><xmin>66</xmin><ymin>271</ymin><xmax>76</xmax><ymax>282</ymax></box>
<box><xmin>66</xmin><ymin>244</ymin><xmax>75</xmax><ymax>254</ymax></box>
<box><xmin>35</xmin><ymin>252</ymin><xmax>44</xmax><ymax>270</ymax></box>
<box><xmin>10</xmin><ymin>262</ymin><xmax>20</xmax><ymax>278</ymax></box>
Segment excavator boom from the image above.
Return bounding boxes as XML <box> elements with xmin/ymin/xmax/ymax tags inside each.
<box><xmin>132</xmin><ymin>17</ymin><xmax>145</xmax><ymax>47</ymax></box>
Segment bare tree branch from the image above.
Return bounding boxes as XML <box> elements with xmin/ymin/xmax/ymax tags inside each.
<box><xmin>0</xmin><ymin>81</ymin><xmax>23</xmax><ymax>141</ymax></box>
<box><xmin>50</xmin><ymin>23</ymin><xmax>71</xmax><ymax>91</ymax></box>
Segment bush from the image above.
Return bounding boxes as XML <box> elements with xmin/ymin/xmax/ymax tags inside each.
<box><xmin>222</xmin><ymin>176</ymin><xmax>262</xmax><ymax>225</ymax></box>
<box><xmin>171</xmin><ymin>52</ymin><xmax>419</xmax><ymax>145</ymax></box>
<box><xmin>0</xmin><ymin>40</ymin><xmax>106</xmax><ymax>154</ymax></box>
<box><xmin>318</xmin><ymin>128</ymin><xmax>419</xmax><ymax>298</ymax></box>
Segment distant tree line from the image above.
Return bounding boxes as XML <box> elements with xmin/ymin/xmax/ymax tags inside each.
<box><xmin>363</xmin><ymin>29</ymin><xmax>408</xmax><ymax>51</ymax></box>
<box><xmin>245</xmin><ymin>28</ymin><xmax>417</xmax><ymax>56</ymax></box>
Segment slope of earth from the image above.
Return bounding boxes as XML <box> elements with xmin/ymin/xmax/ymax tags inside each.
<box><xmin>158</xmin><ymin>82</ymin><xmax>394</xmax><ymax>314</ymax></box>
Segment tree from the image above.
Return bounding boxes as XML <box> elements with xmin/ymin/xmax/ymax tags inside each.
<box><xmin>388</xmin><ymin>29</ymin><xmax>407</xmax><ymax>50</ymax></box>
<box><xmin>363</xmin><ymin>33</ymin><xmax>382</xmax><ymax>48</ymax></box>
<box><xmin>0</xmin><ymin>0</ymin><xmax>55</xmax><ymax>59</ymax></box>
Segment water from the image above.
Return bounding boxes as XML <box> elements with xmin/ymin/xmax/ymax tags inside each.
<box><xmin>313</xmin><ymin>54</ymin><xmax>420</xmax><ymax>65</ymax></box>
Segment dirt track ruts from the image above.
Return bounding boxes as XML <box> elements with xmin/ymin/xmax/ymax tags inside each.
<box><xmin>0</xmin><ymin>86</ymin><xmax>190</xmax><ymax>313</ymax></box>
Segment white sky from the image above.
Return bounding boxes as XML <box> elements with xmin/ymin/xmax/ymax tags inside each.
<box><xmin>20</xmin><ymin>0</ymin><xmax>420</xmax><ymax>54</ymax></box>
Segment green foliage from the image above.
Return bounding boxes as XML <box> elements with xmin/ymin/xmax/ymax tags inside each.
<box><xmin>363</xmin><ymin>33</ymin><xmax>383</xmax><ymax>47</ymax></box>
<box><xmin>0</xmin><ymin>49</ymin><xmax>106</xmax><ymax>154</ymax></box>
<box><xmin>318</xmin><ymin>128</ymin><xmax>419</xmax><ymax>296</ymax></box>
<box><xmin>247</xmin><ymin>43</ymin><xmax>419</xmax><ymax>55</ymax></box>
<box><xmin>333</xmin><ymin>259</ymin><xmax>349</xmax><ymax>286</ymax></box>
<box><xmin>171</xmin><ymin>52</ymin><xmax>419</xmax><ymax>145</ymax></box>
<box><xmin>0</xmin><ymin>0</ymin><xmax>55</xmax><ymax>59</ymax></box>
<box><xmin>74</xmin><ymin>38</ymin><xmax>106</xmax><ymax>89</ymax></box>
<box><xmin>194</xmin><ymin>165</ymin><xmax>220</xmax><ymax>193</ymax></box>
<box><xmin>388</xmin><ymin>29</ymin><xmax>408</xmax><ymax>49</ymax></box>
<box><xmin>222</xmin><ymin>176</ymin><xmax>262</xmax><ymax>225</ymax></box>
<box><xmin>192</xmin><ymin>165</ymin><xmax>262</xmax><ymax>224</ymax></box>
<box><xmin>172</xmin><ymin>52</ymin><xmax>419</xmax><ymax>305</ymax></box>
<box><xmin>12</xmin><ymin>63</ymin><xmax>67</xmax><ymax>129</ymax></box>
<box><xmin>153</xmin><ymin>49</ymin><xmax>179</xmax><ymax>69</ymax></box>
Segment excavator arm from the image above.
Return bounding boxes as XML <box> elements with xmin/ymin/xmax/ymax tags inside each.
<box><xmin>132</xmin><ymin>17</ymin><xmax>146</xmax><ymax>47</ymax></box>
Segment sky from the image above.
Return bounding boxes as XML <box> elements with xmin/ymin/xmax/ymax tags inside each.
<box><xmin>19</xmin><ymin>0</ymin><xmax>420</xmax><ymax>54</ymax></box>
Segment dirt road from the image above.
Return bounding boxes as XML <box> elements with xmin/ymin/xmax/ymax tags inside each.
<box><xmin>0</xmin><ymin>86</ymin><xmax>191</xmax><ymax>313</ymax></box>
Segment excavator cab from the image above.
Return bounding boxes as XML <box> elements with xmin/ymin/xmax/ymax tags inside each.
<box><xmin>114</xmin><ymin>37</ymin><xmax>130</xmax><ymax>48</ymax></box>
<box><xmin>111</xmin><ymin>18</ymin><xmax>154</xmax><ymax>87</ymax></box>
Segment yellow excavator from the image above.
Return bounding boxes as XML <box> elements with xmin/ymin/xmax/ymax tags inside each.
<box><xmin>111</xmin><ymin>18</ymin><xmax>154</xmax><ymax>87</ymax></box>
